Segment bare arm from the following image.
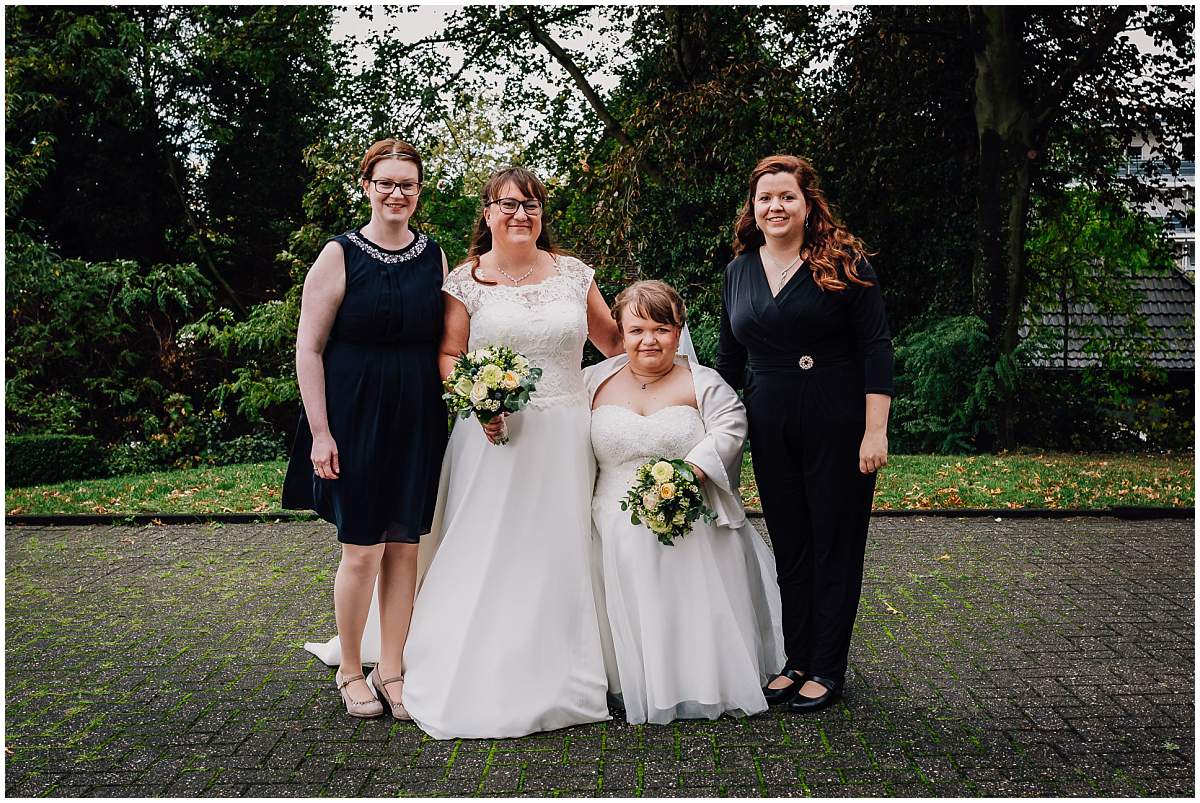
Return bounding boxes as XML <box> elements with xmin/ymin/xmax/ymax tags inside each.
<box><xmin>439</xmin><ymin>291</ymin><xmax>510</xmax><ymax>444</ymax></box>
<box><xmin>438</xmin><ymin>294</ymin><xmax>470</xmax><ymax>379</ymax></box>
<box><xmin>859</xmin><ymin>393</ymin><xmax>891</xmax><ymax>474</ymax></box>
<box><xmin>296</xmin><ymin>241</ymin><xmax>346</xmax><ymax>479</ymax></box>
<box><xmin>585</xmin><ymin>281</ymin><xmax>623</xmax><ymax>357</ymax></box>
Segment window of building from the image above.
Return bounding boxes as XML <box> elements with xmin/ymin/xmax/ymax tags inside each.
<box><xmin>1175</xmin><ymin>241</ymin><xmax>1195</xmax><ymax>273</ymax></box>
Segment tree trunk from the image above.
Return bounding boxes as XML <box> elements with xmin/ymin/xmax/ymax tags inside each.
<box><xmin>970</xmin><ymin>6</ymin><xmax>1036</xmax><ymax>449</ymax></box>
<box><xmin>138</xmin><ymin>12</ymin><xmax>245</xmax><ymax>315</ymax></box>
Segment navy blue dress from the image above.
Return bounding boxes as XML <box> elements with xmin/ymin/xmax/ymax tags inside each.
<box><xmin>282</xmin><ymin>228</ymin><xmax>448</xmax><ymax>545</ymax></box>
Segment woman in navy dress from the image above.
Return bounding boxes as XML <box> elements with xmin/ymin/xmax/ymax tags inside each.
<box><xmin>283</xmin><ymin>139</ymin><xmax>448</xmax><ymax>719</ymax></box>
<box><xmin>716</xmin><ymin>155</ymin><xmax>893</xmax><ymax>713</ymax></box>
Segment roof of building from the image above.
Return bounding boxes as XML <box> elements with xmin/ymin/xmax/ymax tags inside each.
<box><xmin>1023</xmin><ymin>269</ymin><xmax>1195</xmax><ymax>371</ymax></box>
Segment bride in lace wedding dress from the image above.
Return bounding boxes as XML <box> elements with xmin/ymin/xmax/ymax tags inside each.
<box><xmin>397</xmin><ymin>168</ymin><xmax>622</xmax><ymax>739</ymax></box>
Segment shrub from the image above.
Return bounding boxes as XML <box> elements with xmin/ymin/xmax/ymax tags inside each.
<box><xmin>890</xmin><ymin>315</ymin><xmax>1000</xmax><ymax>453</ymax></box>
<box><xmin>204</xmin><ymin>432</ymin><xmax>287</xmax><ymax>466</ymax></box>
<box><xmin>5</xmin><ymin>232</ymin><xmax>214</xmax><ymax>444</ymax></box>
<box><xmin>1014</xmin><ymin>371</ymin><xmax>1194</xmax><ymax>452</ymax></box>
<box><xmin>6</xmin><ymin>434</ymin><xmax>107</xmax><ymax>487</ymax></box>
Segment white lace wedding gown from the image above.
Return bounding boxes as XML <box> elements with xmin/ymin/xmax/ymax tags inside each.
<box><xmin>397</xmin><ymin>255</ymin><xmax>610</xmax><ymax>739</ymax></box>
<box><xmin>590</xmin><ymin>403</ymin><xmax>785</xmax><ymax>724</ymax></box>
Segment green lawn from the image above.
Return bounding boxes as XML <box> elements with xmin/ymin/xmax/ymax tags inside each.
<box><xmin>5</xmin><ymin>452</ymin><xmax>1192</xmax><ymax>516</ymax></box>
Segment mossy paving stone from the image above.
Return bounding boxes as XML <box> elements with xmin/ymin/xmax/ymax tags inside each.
<box><xmin>6</xmin><ymin>518</ymin><xmax>1193</xmax><ymax>796</ymax></box>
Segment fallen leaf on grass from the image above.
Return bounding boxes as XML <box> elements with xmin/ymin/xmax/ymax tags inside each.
<box><xmin>936</xmin><ymin>553</ymin><xmax>951</xmax><ymax>561</ymax></box>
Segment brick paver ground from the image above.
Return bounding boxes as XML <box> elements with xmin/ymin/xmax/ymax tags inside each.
<box><xmin>4</xmin><ymin>517</ymin><xmax>1194</xmax><ymax>797</ymax></box>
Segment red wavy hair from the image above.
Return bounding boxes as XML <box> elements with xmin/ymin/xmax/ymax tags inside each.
<box><xmin>732</xmin><ymin>155</ymin><xmax>872</xmax><ymax>292</ymax></box>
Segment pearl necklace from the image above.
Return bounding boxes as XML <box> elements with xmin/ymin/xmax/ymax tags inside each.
<box><xmin>495</xmin><ymin>263</ymin><xmax>536</xmax><ymax>285</ymax></box>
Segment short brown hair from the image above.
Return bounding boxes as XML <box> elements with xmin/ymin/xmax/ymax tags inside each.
<box><xmin>360</xmin><ymin>138</ymin><xmax>423</xmax><ymax>183</ymax></box>
<box><xmin>611</xmin><ymin>280</ymin><xmax>686</xmax><ymax>331</ymax></box>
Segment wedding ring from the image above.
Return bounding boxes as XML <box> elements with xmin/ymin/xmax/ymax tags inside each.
<box><xmin>798</xmin><ymin>355</ymin><xmax>814</xmax><ymax>370</ymax></box>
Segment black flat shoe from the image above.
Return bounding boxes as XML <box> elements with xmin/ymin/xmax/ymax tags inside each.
<box><xmin>762</xmin><ymin>668</ymin><xmax>806</xmax><ymax>705</ymax></box>
<box><xmin>787</xmin><ymin>675</ymin><xmax>842</xmax><ymax>713</ymax></box>
<box><xmin>606</xmin><ymin>692</ymin><xmax>626</xmax><ymax>718</ymax></box>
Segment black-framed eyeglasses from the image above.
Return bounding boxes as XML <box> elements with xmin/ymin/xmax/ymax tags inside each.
<box><xmin>369</xmin><ymin>179</ymin><xmax>422</xmax><ymax>196</ymax></box>
<box><xmin>486</xmin><ymin>197</ymin><xmax>543</xmax><ymax>215</ymax></box>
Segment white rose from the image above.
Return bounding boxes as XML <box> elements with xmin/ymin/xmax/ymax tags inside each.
<box><xmin>650</xmin><ymin>461</ymin><xmax>674</xmax><ymax>483</ymax></box>
<box><xmin>470</xmin><ymin>380</ymin><xmax>489</xmax><ymax>404</ymax></box>
<box><xmin>453</xmin><ymin>376</ymin><xmax>474</xmax><ymax>397</ymax></box>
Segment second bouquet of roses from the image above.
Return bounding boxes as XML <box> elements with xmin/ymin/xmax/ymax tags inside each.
<box><xmin>443</xmin><ymin>345</ymin><xmax>542</xmax><ymax>445</ymax></box>
<box><xmin>620</xmin><ymin>458</ymin><xmax>715</xmax><ymax>546</ymax></box>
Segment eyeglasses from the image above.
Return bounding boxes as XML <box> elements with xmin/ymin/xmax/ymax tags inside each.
<box><xmin>369</xmin><ymin>179</ymin><xmax>421</xmax><ymax>196</ymax></box>
<box><xmin>486</xmin><ymin>197</ymin><xmax>543</xmax><ymax>215</ymax></box>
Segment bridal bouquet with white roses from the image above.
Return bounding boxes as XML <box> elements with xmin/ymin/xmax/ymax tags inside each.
<box><xmin>620</xmin><ymin>458</ymin><xmax>715</xmax><ymax>546</ymax></box>
<box><xmin>443</xmin><ymin>345</ymin><xmax>542</xmax><ymax>445</ymax></box>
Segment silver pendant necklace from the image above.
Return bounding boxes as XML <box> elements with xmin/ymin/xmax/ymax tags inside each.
<box><xmin>764</xmin><ymin>249</ymin><xmax>804</xmax><ymax>290</ymax></box>
<box><xmin>629</xmin><ymin>364</ymin><xmax>672</xmax><ymax>390</ymax></box>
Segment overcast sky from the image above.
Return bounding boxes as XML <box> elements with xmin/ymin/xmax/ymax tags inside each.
<box><xmin>331</xmin><ymin>5</ymin><xmax>627</xmax><ymax>91</ymax></box>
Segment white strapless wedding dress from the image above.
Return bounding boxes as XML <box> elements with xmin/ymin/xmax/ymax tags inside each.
<box><xmin>590</xmin><ymin>404</ymin><xmax>785</xmax><ymax>724</ymax></box>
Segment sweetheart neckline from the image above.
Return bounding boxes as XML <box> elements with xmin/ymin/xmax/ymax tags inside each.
<box><xmin>591</xmin><ymin>403</ymin><xmax>699</xmax><ymax>419</ymax></box>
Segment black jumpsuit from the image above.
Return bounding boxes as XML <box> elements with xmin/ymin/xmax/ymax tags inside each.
<box><xmin>716</xmin><ymin>250</ymin><xmax>893</xmax><ymax>685</ymax></box>
<box><xmin>282</xmin><ymin>228</ymin><xmax>448</xmax><ymax>545</ymax></box>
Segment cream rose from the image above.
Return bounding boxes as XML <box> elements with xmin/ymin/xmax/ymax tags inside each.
<box><xmin>470</xmin><ymin>380</ymin><xmax>489</xmax><ymax>404</ymax></box>
<box><xmin>659</xmin><ymin>482</ymin><xmax>676</xmax><ymax>499</ymax></box>
<box><xmin>453</xmin><ymin>376</ymin><xmax>474</xmax><ymax>397</ymax></box>
<box><xmin>480</xmin><ymin>363</ymin><xmax>504</xmax><ymax>388</ymax></box>
<box><xmin>650</xmin><ymin>461</ymin><xmax>674</xmax><ymax>483</ymax></box>
<box><xmin>501</xmin><ymin>371</ymin><xmax>520</xmax><ymax>390</ymax></box>
<box><xmin>641</xmin><ymin>491</ymin><xmax>660</xmax><ymax>512</ymax></box>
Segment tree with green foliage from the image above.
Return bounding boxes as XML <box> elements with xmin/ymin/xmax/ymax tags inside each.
<box><xmin>808</xmin><ymin>5</ymin><xmax>1192</xmax><ymax>449</ymax></box>
<box><xmin>4</xmin><ymin>5</ymin><xmax>341</xmax><ymax>472</ymax></box>
<box><xmin>4</xmin><ymin>6</ymin><xmax>339</xmax><ymax>310</ymax></box>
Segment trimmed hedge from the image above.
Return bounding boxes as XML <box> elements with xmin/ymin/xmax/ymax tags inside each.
<box><xmin>5</xmin><ymin>434</ymin><xmax>108</xmax><ymax>488</ymax></box>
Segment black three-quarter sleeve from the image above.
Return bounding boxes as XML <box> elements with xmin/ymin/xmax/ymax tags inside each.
<box><xmin>847</xmin><ymin>258</ymin><xmax>894</xmax><ymax>396</ymax></box>
<box><xmin>715</xmin><ymin>265</ymin><xmax>748</xmax><ymax>391</ymax></box>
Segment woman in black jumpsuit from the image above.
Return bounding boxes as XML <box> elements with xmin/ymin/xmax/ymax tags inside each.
<box><xmin>716</xmin><ymin>155</ymin><xmax>892</xmax><ymax>713</ymax></box>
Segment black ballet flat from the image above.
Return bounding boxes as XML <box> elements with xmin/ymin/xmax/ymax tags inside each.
<box><xmin>762</xmin><ymin>668</ymin><xmax>806</xmax><ymax>705</ymax></box>
<box><xmin>787</xmin><ymin>675</ymin><xmax>842</xmax><ymax>713</ymax></box>
<box><xmin>606</xmin><ymin>692</ymin><xmax>626</xmax><ymax>718</ymax></box>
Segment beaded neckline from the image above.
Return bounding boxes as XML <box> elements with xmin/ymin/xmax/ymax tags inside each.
<box><xmin>347</xmin><ymin>230</ymin><xmax>428</xmax><ymax>264</ymax></box>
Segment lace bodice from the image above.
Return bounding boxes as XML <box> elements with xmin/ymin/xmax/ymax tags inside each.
<box><xmin>590</xmin><ymin>405</ymin><xmax>707</xmax><ymax>507</ymax></box>
<box><xmin>443</xmin><ymin>255</ymin><xmax>594</xmax><ymax>408</ymax></box>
